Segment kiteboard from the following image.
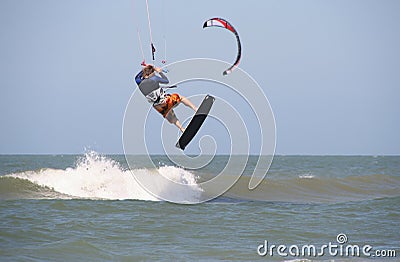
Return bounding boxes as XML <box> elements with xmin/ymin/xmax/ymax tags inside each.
<box><xmin>176</xmin><ymin>95</ymin><xmax>215</xmax><ymax>150</ymax></box>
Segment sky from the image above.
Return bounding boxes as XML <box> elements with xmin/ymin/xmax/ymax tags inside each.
<box><xmin>0</xmin><ymin>0</ymin><xmax>399</xmax><ymax>155</ymax></box>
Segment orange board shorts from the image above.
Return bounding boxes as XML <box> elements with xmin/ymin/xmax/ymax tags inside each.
<box><xmin>153</xmin><ymin>93</ymin><xmax>181</xmax><ymax>117</ymax></box>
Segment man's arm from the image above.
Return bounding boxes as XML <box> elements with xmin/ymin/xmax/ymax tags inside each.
<box><xmin>157</xmin><ymin>72</ymin><xmax>169</xmax><ymax>84</ymax></box>
<box><xmin>154</xmin><ymin>67</ymin><xmax>169</xmax><ymax>84</ymax></box>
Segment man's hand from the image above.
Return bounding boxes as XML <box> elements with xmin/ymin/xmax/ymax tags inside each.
<box><xmin>155</xmin><ymin>67</ymin><xmax>162</xmax><ymax>73</ymax></box>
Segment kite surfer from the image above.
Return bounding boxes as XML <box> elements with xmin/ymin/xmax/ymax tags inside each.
<box><xmin>135</xmin><ymin>64</ymin><xmax>198</xmax><ymax>132</ymax></box>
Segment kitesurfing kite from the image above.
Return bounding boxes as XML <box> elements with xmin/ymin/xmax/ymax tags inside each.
<box><xmin>203</xmin><ymin>18</ymin><xmax>242</xmax><ymax>75</ymax></box>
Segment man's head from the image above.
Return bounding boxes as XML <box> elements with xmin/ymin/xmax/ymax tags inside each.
<box><xmin>142</xmin><ymin>65</ymin><xmax>155</xmax><ymax>78</ymax></box>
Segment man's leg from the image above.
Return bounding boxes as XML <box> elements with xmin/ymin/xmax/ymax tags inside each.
<box><xmin>165</xmin><ymin>110</ymin><xmax>185</xmax><ymax>132</ymax></box>
<box><xmin>180</xmin><ymin>96</ymin><xmax>197</xmax><ymax>112</ymax></box>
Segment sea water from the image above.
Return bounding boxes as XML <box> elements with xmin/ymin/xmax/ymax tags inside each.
<box><xmin>0</xmin><ymin>153</ymin><xmax>399</xmax><ymax>261</ymax></box>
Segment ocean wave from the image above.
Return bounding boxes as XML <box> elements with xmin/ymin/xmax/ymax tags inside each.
<box><xmin>0</xmin><ymin>152</ymin><xmax>203</xmax><ymax>202</ymax></box>
<box><xmin>1</xmin><ymin>152</ymin><xmax>399</xmax><ymax>203</ymax></box>
<box><xmin>222</xmin><ymin>173</ymin><xmax>400</xmax><ymax>203</ymax></box>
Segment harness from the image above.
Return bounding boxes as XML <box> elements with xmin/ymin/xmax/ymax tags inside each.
<box><xmin>145</xmin><ymin>87</ymin><xmax>165</xmax><ymax>105</ymax></box>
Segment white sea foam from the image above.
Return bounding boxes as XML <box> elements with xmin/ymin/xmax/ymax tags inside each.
<box><xmin>8</xmin><ymin>151</ymin><xmax>203</xmax><ymax>202</ymax></box>
<box><xmin>298</xmin><ymin>173</ymin><xmax>315</xmax><ymax>179</ymax></box>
